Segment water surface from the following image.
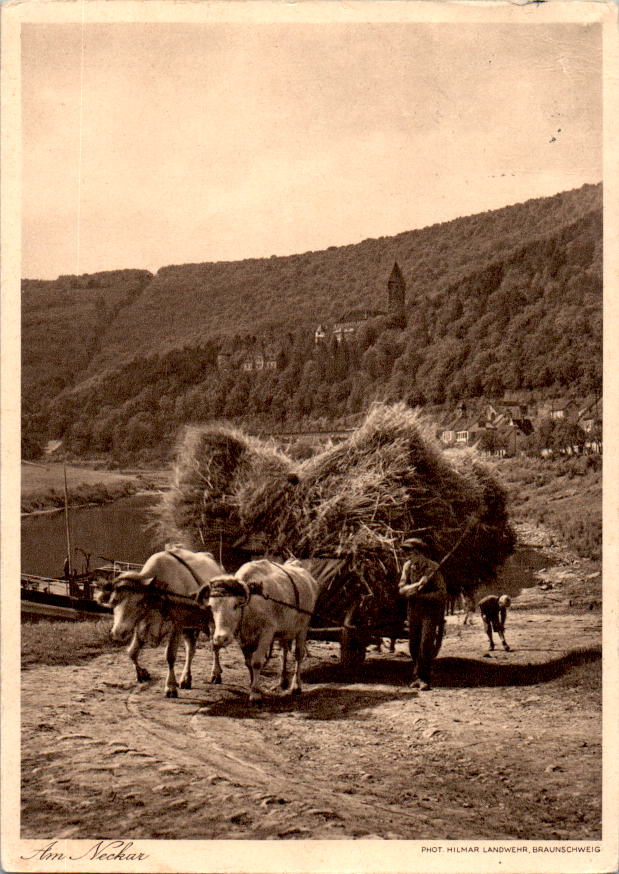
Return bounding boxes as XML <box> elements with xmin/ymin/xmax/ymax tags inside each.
<box><xmin>21</xmin><ymin>494</ymin><xmax>159</xmax><ymax>577</ymax></box>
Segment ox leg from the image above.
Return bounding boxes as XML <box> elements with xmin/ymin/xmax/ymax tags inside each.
<box><xmin>165</xmin><ymin>631</ymin><xmax>181</xmax><ymax>698</ymax></box>
<box><xmin>208</xmin><ymin>621</ymin><xmax>223</xmax><ymax>685</ymax></box>
<box><xmin>210</xmin><ymin>643</ymin><xmax>223</xmax><ymax>685</ymax></box>
<box><xmin>279</xmin><ymin>641</ymin><xmax>290</xmax><ymax>691</ymax></box>
<box><xmin>179</xmin><ymin>629</ymin><xmax>198</xmax><ymax>689</ymax></box>
<box><xmin>128</xmin><ymin>631</ymin><xmax>150</xmax><ymax>683</ymax></box>
<box><xmin>244</xmin><ymin>634</ymin><xmax>273</xmax><ymax>703</ymax></box>
<box><xmin>290</xmin><ymin>629</ymin><xmax>309</xmax><ymax>696</ymax></box>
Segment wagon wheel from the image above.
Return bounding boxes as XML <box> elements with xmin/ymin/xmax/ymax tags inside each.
<box><xmin>340</xmin><ymin>605</ymin><xmax>367</xmax><ymax>667</ymax></box>
<box><xmin>340</xmin><ymin>627</ymin><xmax>367</xmax><ymax>667</ymax></box>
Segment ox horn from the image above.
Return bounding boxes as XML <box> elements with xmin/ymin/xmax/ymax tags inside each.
<box><xmin>114</xmin><ymin>572</ymin><xmax>152</xmax><ymax>591</ymax></box>
<box><xmin>195</xmin><ymin>583</ymin><xmax>211</xmax><ymax>606</ymax></box>
<box><xmin>237</xmin><ymin>579</ymin><xmax>251</xmax><ymax>606</ymax></box>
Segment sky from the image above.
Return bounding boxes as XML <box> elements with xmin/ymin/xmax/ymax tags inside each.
<box><xmin>21</xmin><ymin>21</ymin><xmax>602</xmax><ymax>280</ymax></box>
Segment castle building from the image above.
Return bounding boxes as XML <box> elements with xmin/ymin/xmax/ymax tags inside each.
<box><xmin>328</xmin><ymin>261</ymin><xmax>407</xmax><ymax>342</ymax></box>
<box><xmin>333</xmin><ymin>308</ymin><xmax>385</xmax><ymax>343</ymax></box>
<box><xmin>387</xmin><ymin>261</ymin><xmax>406</xmax><ymax>328</ymax></box>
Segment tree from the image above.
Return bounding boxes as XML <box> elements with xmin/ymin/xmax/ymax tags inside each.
<box><xmin>551</xmin><ymin>420</ymin><xmax>586</xmax><ymax>454</ymax></box>
<box><xmin>21</xmin><ymin>417</ymin><xmax>44</xmax><ymax>460</ymax></box>
<box><xmin>122</xmin><ymin>413</ymin><xmax>153</xmax><ymax>453</ymax></box>
<box><xmin>477</xmin><ymin>429</ymin><xmax>506</xmax><ymax>454</ymax></box>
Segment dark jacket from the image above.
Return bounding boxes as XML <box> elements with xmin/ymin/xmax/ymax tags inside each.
<box><xmin>398</xmin><ymin>553</ymin><xmax>447</xmax><ymax>606</ymax></box>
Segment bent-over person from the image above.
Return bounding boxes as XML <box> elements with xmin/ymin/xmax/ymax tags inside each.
<box><xmin>479</xmin><ymin>594</ymin><xmax>511</xmax><ymax>651</ymax></box>
<box><xmin>398</xmin><ymin>550</ymin><xmax>447</xmax><ymax>691</ymax></box>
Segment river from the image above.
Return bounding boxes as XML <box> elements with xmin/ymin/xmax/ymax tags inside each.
<box><xmin>21</xmin><ymin>494</ymin><xmax>160</xmax><ymax>577</ymax></box>
<box><xmin>21</xmin><ymin>493</ymin><xmax>548</xmax><ymax>604</ymax></box>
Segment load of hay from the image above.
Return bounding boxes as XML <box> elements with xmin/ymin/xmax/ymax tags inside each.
<box><xmin>156</xmin><ymin>404</ymin><xmax>515</xmax><ymax>630</ymax></box>
<box><xmin>156</xmin><ymin>423</ymin><xmax>298</xmax><ymax>559</ymax></box>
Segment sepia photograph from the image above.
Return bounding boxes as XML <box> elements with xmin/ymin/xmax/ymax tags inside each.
<box><xmin>2</xmin><ymin>1</ymin><xmax>617</xmax><ymax>872</ymax></box>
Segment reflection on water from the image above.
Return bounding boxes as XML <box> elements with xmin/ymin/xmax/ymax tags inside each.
<box><xmin>21</xmin><ymin>495</ymin><xmax>160</xmax><ymax>577</ymax></box>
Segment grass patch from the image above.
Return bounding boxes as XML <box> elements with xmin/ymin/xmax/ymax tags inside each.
<box><xmin>498</xmin><ymin>457</ymin><xmax>602</xmax><ymax>560</ymax></box>
<box><xmin>22</xmin><ymin>618</ymin><xmax>119</xmax><ymax>669</ymax></box>
<box><xmin>545</xmin><ymin>651</ymin><xmax>602</xmax><ymax>703</ymax></box>
<box><xmin>21</xmin><ymin>480</ymin><xmax>139</xmax><ymax>514</ymax></box>
<box><xmin>19</xmin><ymin>460</ymin><xmax>172</xmax><ymax>513</ymax></box>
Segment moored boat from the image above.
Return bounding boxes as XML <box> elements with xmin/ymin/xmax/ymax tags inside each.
<box><xmin>20</xmin><ymin>560</ymin><xmax>141</xmax><ymax>622</ymax></box>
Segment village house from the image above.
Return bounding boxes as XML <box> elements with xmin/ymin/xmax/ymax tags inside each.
<box><xmin>578</xmin><ymin>396</ymin><xmax>603</xmax><ymax>433</ymax></box>
<box><xmin>241</xmin><ymin>342</ymin><xmax>280</xmax><ymax>373</ymax></box>
<box><xmin>483</xmin><ymin>401</ymin><xmax>533</xmax><ymax>436</ymax></box>
<box><xmin>437</xmin><ymin>402</ymin><xmax>485</xmax><ymax>446</ymax></box>
<box><xmin>536</xmin><ymin>397</ymin><xmax>580</xmax><ymax>422</ymax></box>
<box><xmin>438</xmin><ymin>399</ymin><xmax>533</xmax><ymax>450</ymax></box>
<box><xmin>485</xmin><ymin>401</ymin><xmax>529</xmax><ymax>423</ymax></box>
<box><xmin>216</xmin><ymin>351</ymin><xmax>233</xmax><ymax>372</ymax></box>
<box><xmin>578</xmin><ymin>396</ymin><xmax>603</xmax><ymax>452</ymax></box>
<box><xmin>314</xmin><ymin>324</ymin><xmax>328</xmax><ymax>345</ymax></box>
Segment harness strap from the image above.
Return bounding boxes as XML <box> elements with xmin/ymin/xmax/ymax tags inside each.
<box><xmin>268</xmin><ymin>561</ymin><xmax>301</xmax><ymax>611</ymax></box>
<box><xmin>261</xmin><ymin>593</ymin><xmax>314</xmax><ymax>617</ymax></box>
<box><xmin>167</xmin><ymin>550</ymin><xmax>210</xmax><ymax>589</ymax></box>
<box><xmin>210</xmin><ymin>563</ymin><xmax>314</xmax><ymax>616</ymax></box>
<box><xmin>267</xmin><ymin>560</ymin><xmax>310</xmax><ymax>614</ymax></box>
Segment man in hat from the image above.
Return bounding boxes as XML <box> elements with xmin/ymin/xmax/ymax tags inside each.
<box><xmin>398</xmin><ymin>541</ymin><xmax>447</xmax><ymax>691</ymax></box>
<box><xmin>478</xmin><ymin>594</ymin><xmax>512</xmax><ymax>651</ymax></box>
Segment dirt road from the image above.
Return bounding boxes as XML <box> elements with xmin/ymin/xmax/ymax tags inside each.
<box><xmin>22</xmin><ymin>533</ymin><xmax>602</xmax><ymax>840</ymax></box>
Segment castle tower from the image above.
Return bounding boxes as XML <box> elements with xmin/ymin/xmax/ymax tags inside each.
<box><xmin>387</xmin><ymin>261</ymin><xmax>406</xmax><ymax>328</ymax></box>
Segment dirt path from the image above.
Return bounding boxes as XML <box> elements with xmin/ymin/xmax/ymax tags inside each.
<box><xmin>22</xmin><ymin>558</ymin><xmax>602</xmax><ymax>840</ymax></box>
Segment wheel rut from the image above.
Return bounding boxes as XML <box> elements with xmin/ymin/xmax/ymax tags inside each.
<box><xmin>126</xmin><ymin>685</ymin><xmax>428</xmax><ymax>833</ymax></box>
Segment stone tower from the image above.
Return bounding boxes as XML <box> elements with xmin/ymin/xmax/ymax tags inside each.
<box><xmin>387</xmin><ymin>261</ymin><xmax>406</xmax><ymax>328</ymax></box>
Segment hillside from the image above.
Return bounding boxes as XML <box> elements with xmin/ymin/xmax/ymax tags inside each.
<box><xmin>85</xmin><ymin>183</ymin><xmax>601</xmax><ymax>372</ymax></box>
<box><xmin>22</xmin><ymin>183</ymin><xmax>602</xmax><ymax>460</ymax></box>
<box><xmin>22</xmin><ymin>269</ymin><xmax>152</xmax><ymax>406</ymax></box>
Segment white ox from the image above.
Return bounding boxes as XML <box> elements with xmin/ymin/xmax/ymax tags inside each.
<box><xmin>197</xmin><ymin>559</ymin><xmax>319</xmax><ymax>703</ymax></box>
<box><xmin>97</xmin><ymin>547</ymin><xmax>224</xmax><ymax>697</ymax></box>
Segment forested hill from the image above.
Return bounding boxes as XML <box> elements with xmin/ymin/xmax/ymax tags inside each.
<box><xmin>86</xmin><ymin>182</ymin><xmax>600</xmax><ymax>372</ymax></box>
<box><xmin>22</xmin><ymin>183</ymin><xmax>602</xmax><ymax>460</ymax></box>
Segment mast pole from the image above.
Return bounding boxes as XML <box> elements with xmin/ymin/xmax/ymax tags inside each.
<box><xmin>63</xmin><ymin>465</ymin><xmax>73</xmax><ymax>575</ymax></box>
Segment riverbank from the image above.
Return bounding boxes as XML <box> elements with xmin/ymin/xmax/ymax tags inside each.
<box><xmin>21</xmin><ymin>463</ymin><xmax>168</xmax><ymax>514</ymax></box>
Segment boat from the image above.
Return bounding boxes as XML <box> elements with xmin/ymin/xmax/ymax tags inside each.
<box><xmin>21</xmin><ymin>571</ymin><xmax>109</xmax><ymax>622</ymax></box>
<box><xmin>20</xmin><ymin>558</ymin><xmax>145</xmax><ymax>622</ymax></box>
<box><xmin>20</xmin><ymin>462</ymin><xmax>142</xmax><ymax>622</ymax></box>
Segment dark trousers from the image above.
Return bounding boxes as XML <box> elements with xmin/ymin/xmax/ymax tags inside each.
<box><xmin>407</xmin><ymin>599</ymin><xmax>445</xmax><ymax>684</ymax></box>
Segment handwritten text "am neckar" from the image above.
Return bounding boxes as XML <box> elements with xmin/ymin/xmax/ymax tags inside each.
<box><xmin>21</xmin><ymin>840</ymin><xmax>148</xmax><ymax>862</ymax></box>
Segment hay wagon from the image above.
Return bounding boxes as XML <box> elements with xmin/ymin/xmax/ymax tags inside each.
<box><xmin>181</xmin><ymin>529</ymin><xmax>406</xmax><ymax>668</ymax></box>
<box><xmin>301</xmin><ymin>556</ymin><xmax>406</xmax><ymax>667</ymax></box>
<box><xmin>155</xmin><ymin>404</ymin><xmax>516</xmax><ymax>667</ymax></box>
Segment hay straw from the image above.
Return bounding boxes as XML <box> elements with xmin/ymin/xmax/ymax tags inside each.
<box><xmin>156</xmin><ymin>405</ymin><xmax>515</xmax><ymax>621</ymax></box>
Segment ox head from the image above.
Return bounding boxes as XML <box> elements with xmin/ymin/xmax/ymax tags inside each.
<box><xmin>204</xmin><ymin>575</ymin><xmax>251</xmax><ymax>648</ymax></box>
<box><xmin>97</xmin><ymin>572</ymin><xmax>156</xmax><ymax>643</ymax></box>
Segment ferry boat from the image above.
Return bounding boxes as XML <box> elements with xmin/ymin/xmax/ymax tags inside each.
<box><xmin>21</xmin><ymin>560</ymin><xmax>139</xmax><ymax>622</ymax></box>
